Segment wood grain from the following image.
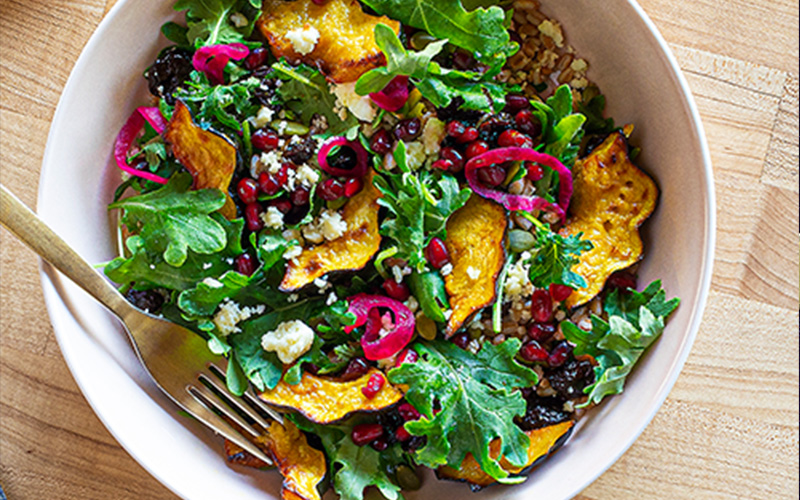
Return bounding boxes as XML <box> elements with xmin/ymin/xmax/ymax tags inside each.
<box><xmin>0</xmin><ymin>1</ymin><xmax>797</xmax><ymax>499</ymax></box>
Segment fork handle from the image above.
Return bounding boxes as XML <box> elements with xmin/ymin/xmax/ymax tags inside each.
<box><xmin>0</xmin><ymin>184</ymin><xmax>130</xmax><ymax>317</ymax></box>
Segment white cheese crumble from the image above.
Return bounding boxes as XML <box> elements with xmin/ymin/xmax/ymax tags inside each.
<box><xmin>295</xmin><ymin>164</ymin><xmax>320</xmax><ymax>187</ymax></box>
<box><xmin>326</xmin><ymin>291</ymin><xmax>338</xmax><ymax>306</ymax></box>
<box><xmin>504</xmin><ymin>257</ymin><xmax>533</xmax><ymax>301</ymax></box>
<box><xmin>283</xmin><ymin>244</ymin><xmax>303</xmax><ymax>261</ymax></box>
<box><xmin>302</xmin><ymin>209</ymin><xmax>347</xmax><ymax>244</ymax></box>
<box><xmin>405</xmin><ymin>296</ymin><xmax>419</xmax><ymax>313</ymax></box>
<box><xmin>404</xmin><ymin>141</ymin><xmax>426</xmax><ymax>170</ymax></box>
<box><xmin>203</xmin><ymin>277</ymin><xmax>224</xmax><ymax>288</ymax></box>
<box><xmin>253</xmin><ymin>150</ymin><xmax>283</xmax><ymax>178</ymax></box>
<box><xmin>391</xmin><ymin>265</ymin><xmax>404</xmax><ymax>284</ymax></box>
<box><xmin>421</xmin><ymin>117</ymin><xmax>446</xmax><ymax>155</ymax></box>
<box><xmin>213</xmin><ymin>300</ymin><xmax>266</xmax><ymax>336</ymax></box>
<box><xmin>466</xmin><ymin>266</ymin><xmax>481</xmax><ymax>280</ymax></box>
<box><xmin>229</xmin><ymin>12</ymin><xmax>248</xmax><ymax>28</ymax></box>
<box><xmin>260</xmin><ymin>320</ymin><xmax>315</xmax><ymax>364</ymax></box>
<box><xmin>261</xmin><ymin>206</ymin><xmax>285</xmax><ymax>229</ymax></box>
<box><xmin>285</xmin><ymin>25</ymin><xmax>320</xmax><ymax>56</ymax></box>
<box><xmin>332</xmin><ymin>82</ymin><xmax>377</xmax><ymax>122</ymax></box>
<box><xmin>440</xmin><ymin>263</ymin><xmax>453</xmax><ymax>277</ymax></box>
<box><xmin>252</xmin><ymin>106</ymin><xmax>275</xmax><ymax>128</ymax></box>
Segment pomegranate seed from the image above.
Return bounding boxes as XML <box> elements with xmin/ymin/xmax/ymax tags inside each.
<box><xmin>370</xmin><ymin>129</ymin><xmax>394</xmax><ymax>155</ymax></box>
<box><xmin>432</xmin><ymin>159</ymin><xmax>453</xmax><ymax>171</ymax></box>
<box><xmin>344</xmin><ymin>177</ymin><xmax>363</xmax><ymax>198</ymax></box>
<box><xmin>515</xmin><ymin>109</ymin><xmax>540</xmax><ymax>136</ymax></box>
<box><xmin>526</xmin><ymin>162</ymin><xmax>544</xmax><ymax>181</ymax></box>
<box><xmin>520</xmin><ymin>340</ymin><xmax>549</xmax><ymax>363</ymax></box>
<box><xmin>243</xmin><ymin>47</ymin><xmax>269</xmax><ymax>70</ymax></box>
<box><xmin>341</xmin><ymin>357</ymin><xmax>370</xmax><ymax>381</ymax></box>
<box><xmin>361</xmin><ymin>373</ymin><xmax>386</xmax><ymax>399</ymax></box>
<box><xmin>425</xmin><ymin>237</ymin><xmax>450</xmax><ymax>269</ymax></box>
<box><xmin>269</xmin><ymin>199</ymin><xmax>292</xmax><ymax>214</ymax></box>
<box><xmin>457</xmin><ymin>127</ymin><xmax>479</xmax><ymax>144</ymax></box>
<box><xmin>550</xmin><ymin>284</ymin><xmax>573</xmax><ymax>302</ymax></box>
<box><xmin>530</xmin><ymin>289</ymin><xmax>554</xmax><ymax>323</ymax></box>
<box><xmin>528</xmin><ymin>322</ymin><xmax>556</xmax><ymax>342</ymax></box>
<box><xmin>351</xmin><ymin>423</ymin><xmax>384</xmax><ymax>446</ymax></box>
<box><xmin>465</xmin><ymin>140</ymin><xmax>490</xmax><ymax>159</ymax></box>
<box><xmin>446</xmin><ymin>121</ymin><xmax>466</xmax><ymax>138</ymax></box>
<box><xmin>395</xmin><ymin>348</ymin><xmax>419</xmax><ymax>367</ymax></box>
<box><xmin>452</xmin><ymin>50</ymin><xmax>475</xmax><ymax>70</ymax></box>
<box><xmin>235</xmin><ymin>253</ymin><xmax>256</xmax><ymax>276</ymax></box>
<box><xmin>290</xmin><ymin>186</ymin><xmax>310</xmax><ymax>206</ymax></box>
<box><xmin>451</xmin><ymin>332</ymin><xmax>470</xmax><ymax>349</ymax></box>
<box><xmin>311</xmin><ymin>0</ymin><xmax>326</xmax><ymax>4</ymax></box>
<box><xmin>548</xmin><ymin>341</ymin><xmax>572</xmax><ymax>368</ymax></box>
<box><xmin>244</xmin><ymin>203</ymin><xmax>264</xmax><ymax>231</ymax></box>
<box><xmin>395</xmin><ymin>426</ymin><xmax>412</xmax><ymax>442</ymax></box>
<box><xmin>498</xmin><ymin>129</ymin><xmax>533</xmax><ymax>148</ymax></box>
<box><xmin>477</xmin><ymin>166</ymin><xmax>506</xmax><ymax>187</ymax></box>
<box><xmin>258</xmin><ymin>172</ymin><xmax>281</xmax><ymax>196</ymax></box>
<box><xmin>317</xmin><ymin>178</ymin><xmax>344</xmax><ymax>201</ymax></box>
<box><xmin>440</xmin><ymin>147</ymin><xmax>464</xmax><ymax>171</ymax></box>
<box><xmin>251</xmin><ymin>129</ymin><xmax>279</xmax><ymax>152</ymax></box>
<box><xmin>394</xmin><ymin>118</ymin><xmax>421</xmax><ymax>141</ymax></box>
<box><xmin>370</xmin><ymin>438</ymin><xmax>389</xmax><ymax>451</ymax></box>
<box><xmin>607</xmin><ymin>272</ymin><xmax>637</xmax><ymax>291</ymax></box>
<box><xmin>382</xmin><ymin>278</ymin><xmax>411</xmax><ymax>301</ymax></box>
<box><xmin>237</xmin><ymin>178</ymin><xmax>259</xmax><ymax>204</ymax></box>
<box><xmin>505</xmin><ymin>94</ymin><xmax>531</xmax><ymax>113</ymax></box>
<box><xmin>398</xmin><ymin>402</ymin><xmax>421</xmax><ymax>421</ymax></box>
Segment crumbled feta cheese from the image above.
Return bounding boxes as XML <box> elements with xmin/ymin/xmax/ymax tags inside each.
<box><xmin>443</xmin><ymin>310</ymin><xmax>453</xmax><ymax>320</ymax></box>
<box><xmin>252</xmin><ymin>106</ymin><xmax>275</xmax><ymax>128</ymax></box>
<box><xmin>253</xmin><ymin>150</ymin><xmax>283</xmax><ymax>177</ymax></box>
<box><xmin>466</xmin><ymin>266</ymin><xmax>481</xmax><ymax>280</ymax></box>
<box><xmin>404</xmin><ymin>141</ymin><xmax>426</xmax><ymax>170</ymax></box>
<box><xmin>421</xmin><ymin>117</ymin><xmax>446</xmax><ymax>155</ymax></box>
<box><xmin>284</xmin><ymin>25</ymin><xmax>320</xmax><ymax>56</ymax></box>
<box><xmin>332</xmin><ymin>82</ymin><xmax>376</xmax><ymax>122</ymax></box>
<box><xmin>262</xmin><ymin>206</ymin><xmax>285</xmax><ymax>229</ymax></box>
<box><xmin>391</xmin><ymin>265</ymin><xmax>404</xmax><ymax>284</ymax></box>
<box><xmin>288</xmin><ymin>294</ymin><xmax>299</xmax><ymax>303</ymax></box>
<box><xmin>302</xmin><ymin>224</ymin><xmax>324</xmax><ymax>244</ymax></box>
<box><xmin>283</xmin><ymin>244</ymin><xmax>303</xmax><ymax>261</ymax></box>
<box><xmin>295</xmin><ymin>164</ymin><xmax>320</xmax><ymax>187</ymax></box>
<box><xmin>405</xmin><ymin>296</ymin><xmax>419</xmax><ymax>313</ymax></box>
<box><xmin>326</xmin><ymin>292</ymin><xmax>338</xmax><ymax>306</ymax></box>
<box><xmin>260</xmin><ymin>320</ymin><xmax>315</xmax><ymax>364</ymax></box>
<box><xmin>203</xmin><ymin>277</ymin><xmax>224</xmax><ymax>288</ymax></box>
<box><xmin>504</xmin><ymin>259</ymin><xmax>533</xmax><ymax>300</ymax></box>
<box><xmin>202</xmin><ymin>262</ymin><xmax>213</xmax><ymax>270</ymax></box>
<box><xmin>214</xmin><ymin>300</ymin><xmax>266</xmax><ymax>336</ymax></box>
<box><xmin>440</xmin><ymin>263</ymin><xmax>454</xmax><ymax>277</ymax></box>
<box><xmin>538</xmin><ymin>20</ymin><xmax>564</xmax><ymax>47</ymax></box>
<box><xmin>301</xmin><ymin>209</ymin><xmax>347</xmax><ymax>244</ymax></box>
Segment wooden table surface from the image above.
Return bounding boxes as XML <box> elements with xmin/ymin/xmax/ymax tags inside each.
<box><xmin>1</xmin><ymin>0</ymin><xmax>797</xmax><ymax>498</ymax></box>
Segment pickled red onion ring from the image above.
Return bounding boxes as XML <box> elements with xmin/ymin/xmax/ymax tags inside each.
<box><xmin>345</xmin><ymin>294</ymin><xmax>415</xmax><ymax>361</ymax></box>
<box><xmin>113</xmin><ymin>107</ymin><xmax>169</xmax><ymax>184</ymax></box>
<box><xmin>192</xmin><ymin>43</ymin><xmax>250</xmax><ymax>85</ymax></box>
<box><xmin>369</xmin><ymin>76</ymin><xmax>409</xmax><ymax>112</ymax></box>
<box><xmin>317</xmin><ymin>136</ymin><xmax>369</xmax><ymax>178</ymax></box>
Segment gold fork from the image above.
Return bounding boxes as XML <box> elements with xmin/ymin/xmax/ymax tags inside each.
<box><xmin>0</xmin><ymin>184</ymin><xmax>280</xmax><ymax>465</ymax></box>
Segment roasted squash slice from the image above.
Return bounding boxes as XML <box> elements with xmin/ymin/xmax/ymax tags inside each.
<box><xmin>280</xmin><ymin>171</ymin><xmax>381</xmax><ymax>291</ymax></box>
<box><xmin>165</xmin><ymin>101</ymin><xmax>237</xmax><ymax>219</ymax></box>
<box><xmin>258</xmin><ymin>368</ymin><xmax>403</xmax><ymax>424</ymax></box>
<box><xmin>258</xmin><ymin>0</ymin><xmax>400</xmax><ymax>83</ymax></box>
<box><xmin>561</xmin><ymin>130</ymin><xmax>658</xmax><ymax>308</ymax></box>
<box><xmin>225</xmin><ymin>420</ymin><xmax>326</xmax><ymax>500</ymax></box>
<box><xmin>443</xmin><ymin>195</ymin><xmax>507</xmax><ymax>336</ymax></box>
<box><xmin>437</xmin><ymin>421</ymin><xmax>574</xmax><ymax>489</ymax></box>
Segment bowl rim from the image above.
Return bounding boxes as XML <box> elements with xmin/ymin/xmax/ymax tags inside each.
<box><xmin>36</xmin><ymin>0</ymin><xmax>715</xmax><ymax>498</ymax></box>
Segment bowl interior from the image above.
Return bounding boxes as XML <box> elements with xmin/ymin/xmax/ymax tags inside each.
<box><xmin>37</xmin><ymin>1</ymin><xmax>713</xmax><ymax>499</ymax></box>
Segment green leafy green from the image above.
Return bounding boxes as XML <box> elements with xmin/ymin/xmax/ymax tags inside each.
<box><xmin>290</xmin><ymin>416</ymin><xmax>405</xmax><ymax>500</ymax></box>
<box><xmin>173</xmin><ymin>72</ymin><xmax>261</xmax><ymax>132</ymax></box>
<box><xmin>561</xmin><ymin>280</ymin><xmax>680</xmax><ymax>406</ymax></box>
<box><xmin>110</xmin><ymin>173</ymin><xmax>227</xmax><ymax>267</ymax></box>
<box><xmin>374</xmin><ymin>145</ymin><xmax>471</xmax><ymax>271</ymax></box>
<box><xmin>578</xmin><ymin>92</ymin><xmax>615</xmax><ymax>135</ymax></box>
<box><xmin>387</xmin><ymin>339</ymin><xmax>538</xmax><ymax>483</ymax></box>
<box><xmin>531</xmin><ymin>84</ymin><xmax>586</xmax><ymax>168</ymax></box>
<box><xmin>359</xmin><ymin>0</ymin><xmax>515</xmax><ymax>65</ymax></box>
<box><xmin>526</xmin><ymin>221</ymin><xmax>592</xmax><ymax>289</ymax></box>
<box><xmin>356</xmin><ymin>24</ymin><xmax>509</xmax><ymax>113</ymax></box>
<box><xmin>173</xmin><ymin>0</ymin><xmax>261</xmax><ymax>47</ymax></box>
<box><xmin>177</xmin><ymin>270</ymin><xmax>251</xmax><ymax>316</ymax></box>
<box><xmin>271</xmin><ymin>61</ymin><xmax>358</xmax><ymax>135</ymax></box>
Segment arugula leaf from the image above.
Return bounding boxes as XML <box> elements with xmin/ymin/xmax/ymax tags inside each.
<box><xmin>177</xmin><ymin>270</ymin><xmax>250</xmax><ymax>316</ymax></box>
<box><xmin>174</xmin><ymin>0</ymin><xmax>260</xmax><ymax>47</ymax></box>
<box><xmin>290</xmin><ymin>416</ymin><xmax>404</xmax><ymax>500</ymax></box>
<box><xmin>531</xmin><ymin>84</ymin><xmax>586</xmax><ymax>168</ymax></box>
<box><xmin>387</xmin><ymin>339</ymin><xmax>538</xmax><ymax>482</ymax></box>
<box><xmin>110</xmin><ymin>173</ymin><xmax>227</xmax><ymax>267</ymax></box>
<box><xmin>173</xmin><ymin>72</ymin><xmax>261</xmax><ymax>132</ymax></box>
<box><xmin>271</xmin><ymin>61</ymin><xmax>358</xmax><ymax>135</ymax></box>
<box><xmin>578</xmin><ymin>92</ymin><xmax>615</xmax><ymax>135</ymax></box>
<box><xmin>526</xmin><ymin>222</ymin><xmax>593</xmax><ymax>289</ymax></box>
<box><xmin>359</xmin><ymin>0</ymin><xmax>515</xmax><ymax>65</ymax></box>
<box><xmin>356</xmin><ymin>24</ymin><xmax>509</xmax><ymax>113</ymax></box>
<box><xmin>561</xmin><ymin>279</ymin><xmax>679</xmax><ymax>406</ymax></box>
<box><xmin>374</xmin><ymin>150</ymin><xmax>471</xmax><ymax>271</ymax></box>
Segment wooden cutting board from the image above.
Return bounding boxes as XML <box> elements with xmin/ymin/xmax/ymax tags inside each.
<box><xmin>0</xmin><ymin>0</ymin><xmax>797</xmax><ymax>498</ymax></box>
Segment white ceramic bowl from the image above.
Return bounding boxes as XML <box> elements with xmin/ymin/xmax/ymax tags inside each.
<box><xmin>38</xmin><ymin>1</ymin><xmax>714</xmax><ymax>499</ymax></box>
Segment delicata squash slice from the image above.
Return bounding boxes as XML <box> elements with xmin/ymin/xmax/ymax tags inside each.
<box><xmin>165</xmin><ymin>101</ymin><xmax>237</xmax><ymax>219</ymax></box>
<box><xmin>258</xmin><ymin>368</ymin><xmax>403</xmax><ymax>424</ymax></box>
<box><xmin>561</xmin><ymin>130</ymin><xmax>658</xmax><ymax>308</ymax></box>
<box><xmin>225</xmin><ymin>421</ymin><xmax>327</xmax><ymax>500</ymax></box>
<box><xmin>281</xmin><ymin>171</ymin><xmax>382</xmax><ymax>291</ymax></box>
<box><xmin>437</xmin><ymin>421</ymin><xmax>574</xmax><ymax>489</ymax></box>
<box><xmin>443</xmin><ymin>195</ymin><xmax>507</xmax><ymax>336</ymax></box>
<box><xmin>258</xmin><ymin>0</ymin><xmax>400</xmax><ymax>83</ymax></box>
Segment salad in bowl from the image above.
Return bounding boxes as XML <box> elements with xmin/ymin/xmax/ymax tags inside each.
<box><xmin>105</xmin><ymin>0</ymin><xmax>680</xmax><ymax>498</ymax></box>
